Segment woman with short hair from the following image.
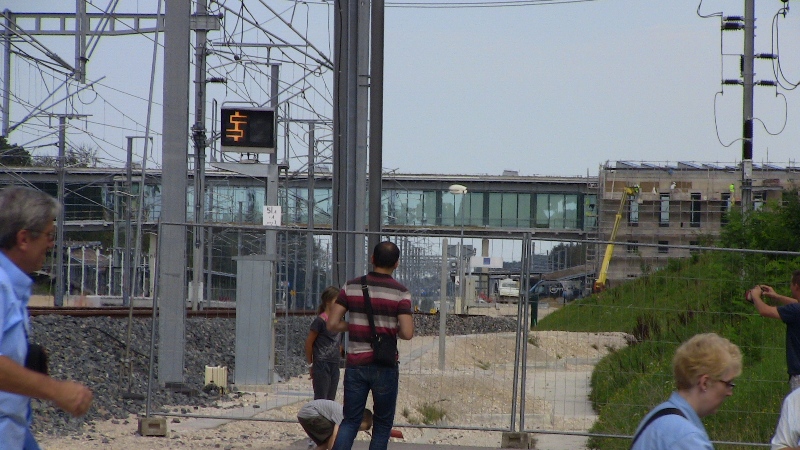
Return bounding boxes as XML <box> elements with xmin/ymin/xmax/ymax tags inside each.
<box><xmin>630</xmin><ymin>333</ymin><xmax>742</xmax><ymax>450</ymax></box>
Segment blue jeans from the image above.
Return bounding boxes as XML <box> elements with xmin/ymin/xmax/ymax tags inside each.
<box><xmin>332</xmin><ymin>364</ymin><xmax>399</xmax><ymax>450</ymax></box>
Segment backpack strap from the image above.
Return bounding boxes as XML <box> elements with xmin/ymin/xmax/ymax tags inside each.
<box><xmin>361</xmin><ymin>276</ymin><xmax>377</xmax><ymax>338</ymax></box>
<box><xmin>629</xmin><ymin>407</ymin><xmax>686</xmax><ymax>449</ymax></box>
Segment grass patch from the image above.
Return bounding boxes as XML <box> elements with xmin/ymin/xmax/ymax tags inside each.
<box><xmin>537</xmin><ymin>251</ymin><xmax>800</xmax><ymax>448</ymax></box>
<box><xmin>475</xmin><ymin>359</ymin><xmax>491</xmax><ymax>370</ymax></box>
<box><xmin>415</xmin><ymin>401</ymin><xmax>447</xmax><ymax>425</ymax></box>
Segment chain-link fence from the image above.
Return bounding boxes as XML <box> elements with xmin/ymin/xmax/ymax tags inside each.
<box><xmin>140</xmin><ymin>223</ymin><xmax>792</xmax><ymax>448</ymax></box>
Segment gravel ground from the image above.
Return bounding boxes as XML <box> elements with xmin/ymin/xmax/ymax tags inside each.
<box><xmin>28</xmin><ymin>313</ymin><xmax>517</xmax><ymax>439</ymax></box>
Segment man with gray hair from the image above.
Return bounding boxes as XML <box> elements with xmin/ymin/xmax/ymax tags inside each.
<box><xmin>0</xmin><ymin>186</ymin><xmax>93</xmax><ymax>449</ymax></box>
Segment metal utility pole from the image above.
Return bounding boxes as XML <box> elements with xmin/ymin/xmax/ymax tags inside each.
<box><xmin>74</xmin><ymin>0</ymin><xmax>88</xmax><ymax>83</ymax></box>
<box><xmin>191</xmin><ymin>0</ymin><xmax>210</xmax><ymax>311</ymax></box>
<box><xmin>332</xmin><ymin>0</ymin><xmax>369</xmax><ymax>286</ymax></box>
<box><xmin>2</xmin><ymin>10</ymin><xmax>12</xmax><ymax>136</ymax></box>
<box><xmin>158</xmin><ymin>0</ymin><xmax>192</xmax><ymax>387</ymax></box>
<box><xmin>53</xmin><ymin>113</ymin><xmax>87</xmax><ymax>307</ymax></box>
<box><xmin>367</xmin><ymin>0</ymin><xmax>385</xmax><ymax>254</ymax></box>
<box><xmin>740</xmin><ymin>0</ymin><xmax>755</xmax><ymax>212</ymax></box>
<box><xmin>306</xmin><ymin>122</ymin><xmax>316</xmax><ymax>308</ymax></box>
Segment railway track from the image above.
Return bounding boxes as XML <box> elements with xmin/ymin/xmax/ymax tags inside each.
<box><xmin>29</xmin><ymin>307</ymin><xmax>449</xmax><ymax>318</ymax></box>
<box><xmin>28</xmin><ymin>307</ymin><xmax>317</xmax><ymax>318</ymax></box>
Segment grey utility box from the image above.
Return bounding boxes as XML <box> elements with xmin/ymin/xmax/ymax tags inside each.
<box><xmin>233</xmin><ymin>254</ymin><xmax>276</xmax><ymax>390</ymax></box>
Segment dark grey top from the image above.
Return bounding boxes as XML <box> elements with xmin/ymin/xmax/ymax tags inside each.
<box><xmin>310</xmin><ymin>315</ymin><xmax>342</xmax><ymax>364</ymax></box>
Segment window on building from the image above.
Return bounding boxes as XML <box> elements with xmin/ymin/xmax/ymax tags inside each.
<box><xmin>690</xmin><ymin>193</ymin><xmax>701</xmax><ymax>227</ymax></box>
<box><xmin>658</xmin><ymin>240</ymin><xmax>669</xmax><ymax>254</ymax></box>
<box><xmin>754</xmin><ymin>192</ymin><xmax>766</xmax><ymax>211</ymax></box>
<box><xmin>628</xmin><ymin>196</ymin><xmax>639</xmax><ymax>226</ymax></box>
<box><xmin>626</xmin><ymin>240</ymin><xmax>639</xmax><ymax>254</ymax></box>
<box><xmin>659</xmin><ymin>194</ymin><xmax>670</xmax><ymax>227</ymax></box>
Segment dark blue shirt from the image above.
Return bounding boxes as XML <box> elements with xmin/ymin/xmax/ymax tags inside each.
<box><xmin>777</xmin><ymin>303</ymin><xmax>800</xmax><ymax>375</ymax></box>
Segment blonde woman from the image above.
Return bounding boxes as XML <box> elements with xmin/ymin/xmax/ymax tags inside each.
<box><xmin>630</xmin><ymin>333</ymin><xmax>742</xmax><ymax>450</ymax></box>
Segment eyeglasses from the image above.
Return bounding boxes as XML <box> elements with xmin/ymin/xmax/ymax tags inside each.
<box><xmin>716</xmin><ymin>378</ymin><xmax>736</xmax><ymax>390</ymax></box>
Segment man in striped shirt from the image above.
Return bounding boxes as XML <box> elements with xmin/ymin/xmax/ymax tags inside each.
<box><xmin>327</xmin><ymin>241</ymin><xmax>414</xmax><ymax>450</ymax></box>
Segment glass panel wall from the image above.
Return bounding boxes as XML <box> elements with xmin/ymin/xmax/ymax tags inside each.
<box><xmin>536</xmin><ymin>194</ymin><xmax>552</xmax><ymax>228</ymax></box>
<box><xmin>488</xmin><ymin>193</ymin><xmax>502</xmax><ymax>227</ymax></box>
<box><xmin>584</xmin><ymin>194</ymin><xmax>597</xmax><ymax>230</ymax></box>
<box><xmin>423</xmin><ymin>192</ymin><xmax>437</xmax><ymax>226</ymax></box>
<box><xmin>313</xmin><ymin>188</ymin><xmax>332</xmax><ymax>225</ymax></box>
<box><xmin>536</xmin><ymin>193</ymin><xmax>579</xmax><ymax>229</ymax></box>
<box><xmin>517</xmin><ymin>194</ymin><xmax>531</xmax><ymax>228</ymax></box>
<box><xmin>565</xmin><ymin>194</ymin><xmax>578</xmax><ymax>228</ymax></box>
<box><xmin>207</xmin><ymin>186</ymin><xmax>264</xmax><ymax>223</ymax></box>
<box><xmin>502</xmin><ymin>193</ymin><xmax>517</xmax><ymax>227</ymax></box>
<box><xmin>441</xmin><ymin>191</ymin><xmax>459</xmax><ymax>227</ymax></box>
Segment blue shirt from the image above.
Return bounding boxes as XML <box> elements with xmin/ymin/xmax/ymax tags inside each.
<box><xmin>0</xmin><ymin>252</ymin><xmax>33</xmax><ymax>448</ymax></box>
<box><xmin>630</xmin><ymin>391</ymin><xmax>713</xmax><ymax>450</ymax></box>
<box><xmin>778</xmin><ymin>303</ymin><xmax>800</xmax><ymax>375</ymax></box>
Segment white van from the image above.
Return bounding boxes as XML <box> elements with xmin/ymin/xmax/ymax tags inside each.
<box><xmin>497</xmin><ymin>278</ymin><xmax>520</xmax><ymax>302</ymax></box>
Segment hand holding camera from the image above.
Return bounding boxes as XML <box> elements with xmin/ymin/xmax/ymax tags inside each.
<box><xmin>745</xmin><ymin>286</ymin><xmax>764</xmax><ymax>303</ymax></box>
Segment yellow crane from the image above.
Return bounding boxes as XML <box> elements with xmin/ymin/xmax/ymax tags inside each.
<box><xmin>593</xmin><ymin>185</ymin><xmax>640</xmax><ymax>293</ymax></box>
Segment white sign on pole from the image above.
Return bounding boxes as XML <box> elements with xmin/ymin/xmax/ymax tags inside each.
<box><xmin>470</xmin><ymin>256</ymin><xmax>503</xmax><ymax>269</ymax></box>
<box><xmin>262</xmin><ymin>206</ymin><xmax>282</xmax><ymax>226</ymax></box>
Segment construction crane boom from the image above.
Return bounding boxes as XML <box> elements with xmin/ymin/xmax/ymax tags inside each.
<box><xmin>594</xmin><ymin>185</ymin><xmax>640</xmax><ymax>293</ymax></box>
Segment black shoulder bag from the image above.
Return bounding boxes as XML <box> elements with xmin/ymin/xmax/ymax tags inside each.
<box><xmin>25</xmin><ymin>343</ymin><xmax>49</xmax><ymax>375</ymax></box>
<box><xmin>629</xmin><ymin>407</ymin><xmax>685</xmax><ymax>449</ymax></box>
<box><xmin>361</xmin><ymin>276</ymin><xmax>398</xmax><ymax>367</ymax></box>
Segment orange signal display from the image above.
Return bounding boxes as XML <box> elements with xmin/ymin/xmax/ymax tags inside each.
<box><xmin>220</xmin><ymin>107</ymin><xmax>275</xmax><ymax>154</ymax></box>
<box><xmin>225</xmin><ymin>111</ymin><xmax>247</xmax><ymax>142</ymax></box>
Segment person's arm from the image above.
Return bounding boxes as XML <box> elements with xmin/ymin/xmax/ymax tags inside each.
<box><xmin>397</xmin><ymin>313</ymin><xmax>414</xmax><ymax>340</ymax></box>
<box><xmin>762</xmin><ymin>285</ymin><xmax>798</xmax><ymax>305</ymax></box>
<box><xmin>305</xmin><ymin>330</ymin><xmax>318</xmax><ymax>374</ymax></box>
<box><xmin>751</xmin><ymin>287</ymin><xmax>781</xmax><ymax>319</ymax></box>
<box><xmin>324</xmin><ymin>424</ymin><xmax>340</xmax><ymax>450</ymax></box>
<box><xmin>0</xmin><ymin>355</ymin><xmax>92</xmax><ymax>417</ymax></box>
<box><xmin>327</xmin><ymin>303</ymin><xmax>349</xmax><ymax>333</ymax></box>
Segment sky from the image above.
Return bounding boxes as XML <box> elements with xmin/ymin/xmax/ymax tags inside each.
<box><xmin>3</xmin><ymin>0</ymin><xmax>800</xmax><ymax>178</ymax></box>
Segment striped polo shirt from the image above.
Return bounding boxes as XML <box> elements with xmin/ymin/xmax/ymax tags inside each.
<box><xmin>337</xmin><ymin>272</ymin><xmax>413</xmax><ymax>366</ymax></box>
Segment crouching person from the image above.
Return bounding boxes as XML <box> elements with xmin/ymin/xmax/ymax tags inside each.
<box><xmin>297</xmin><ymin>399</ymin><xmax>372</xmax><ymax>450</ymax></box>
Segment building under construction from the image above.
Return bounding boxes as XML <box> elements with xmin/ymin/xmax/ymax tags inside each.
<box><xmin>596</xmin><ymin>160</ymin><xmax>800</xmax><ymax>288</ymax></box>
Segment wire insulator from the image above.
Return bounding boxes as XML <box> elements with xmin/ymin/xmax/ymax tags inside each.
<box><xmin>722</xmin><ymin>22</ymin><xmax>745</xmax><ymax>31</ymax></box>
<box><xmin>723</xmin><ymin>79</ymin><xmax>743</xmax><ymax>85</ymax></box>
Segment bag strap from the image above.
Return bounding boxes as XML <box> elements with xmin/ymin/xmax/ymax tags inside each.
<box><xmin>629</xmin><ymin>407</ymin><xmax>685</xmax><ymax>449</ymax></box>
<box><xmin>361</xmin><ymin>275</ymin><xmax>377</xmax><ymax>338</ymax></box>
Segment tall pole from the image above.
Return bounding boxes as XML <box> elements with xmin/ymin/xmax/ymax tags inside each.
<box><xmin>191</xmin><ymin>0</ymin><xmax>209</xmax><ymax>311</ymax></box>
<box><xmin>459</xmin><ymin>204</ymin><xmax>465</xmax><ymax>310</ymax></box>
<box><xmin>55</xmin><ymin>115</ymin><xmax>67</xmax><ymax>307</ymax></box>
<box><xmin>741</xmin><ymin>0</ymin><xmax>755</xmax><ymax>212</ymax></box>
<box><xmin>367</xmin><ymin>0</ymin><xmax>385</xmax><ymax>254</ymax></box>
<box><xmin>74</xmin><ymin>0</ymin><xmax>87</xmax><ymax>83</ymax></box>
<box><xmin>305</xmin><ymin>123</ymin><xmax>315</xmax><ymax>308</ymax></box>
<box><xmin>158</xmin><ymin>0</ymin><xmax>191</xmax><ymax>386</ymax></box>
<box><xmin>123</xmin><ymin>137</ymin><xmax>134</xmax><ymax>308</ymax></box>
<box><xmin>438</xmin><ymin>238</ymin><xmax>448</xmax><ymax>370</ymax></box>
<box><xmin>2</xmin><ymin>10</ymin><xmax>12</xmax><ymax>136</ymax></box>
